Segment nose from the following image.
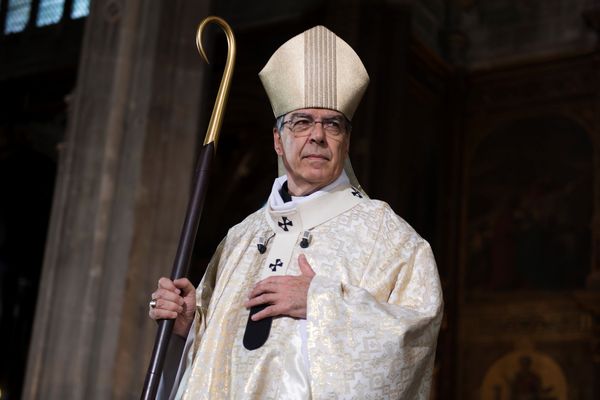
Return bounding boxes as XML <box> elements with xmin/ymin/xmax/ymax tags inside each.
<box><xmin>309</xmin><ymin>122</ymin><xmax>326</xmax><ymax>144</ymax></box>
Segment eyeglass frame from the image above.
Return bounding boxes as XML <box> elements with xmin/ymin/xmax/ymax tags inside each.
<box><xmin>275</xmin><ymin>112</ymin><xmax>352</xmax><ymax>139</ymax></box>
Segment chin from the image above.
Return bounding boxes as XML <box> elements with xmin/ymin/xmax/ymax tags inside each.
<box><xmin>303</xmin><ymin>168</ymin><xmax>329</xmax><ymax>179</ymax></box>
<box><xmin>305</xmin><ymin>173</ymin><xmax>334</xmax><ymax>185</ymax></box>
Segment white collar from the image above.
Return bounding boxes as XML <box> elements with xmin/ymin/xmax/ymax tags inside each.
<box><xmin>268</xmin><ymin>171</ymin><xmax>350</xmax><ymax>211</ymax></box>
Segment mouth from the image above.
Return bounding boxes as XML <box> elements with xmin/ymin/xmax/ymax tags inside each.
<box><xmin>302</xmin><ymin>154</ymin><xmax>330</xmax><ymax>161</ymax></box>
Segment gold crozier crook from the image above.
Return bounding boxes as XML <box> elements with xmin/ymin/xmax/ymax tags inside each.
<box><xmin>196</xmin><ymin>16</ymin><xmax>236</xmax><ymax>148</ymax></box>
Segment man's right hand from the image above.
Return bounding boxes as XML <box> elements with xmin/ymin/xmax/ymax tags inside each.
<box><xmin>149</xmin><ymin>277</ymin><xmax>196</xmax><ymax>339</ymax></box>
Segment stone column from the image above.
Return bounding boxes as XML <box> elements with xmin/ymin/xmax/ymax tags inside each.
<box><xmin>23</xmin><ymin>0</ymin><xmax>212</xmax><ymax>398</ymax></box>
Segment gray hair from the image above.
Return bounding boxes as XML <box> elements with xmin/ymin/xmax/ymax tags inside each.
<box><xmin>275</xmin><ymin>114</ymin><xmax>286</xmax><ymax>133</ymax></box>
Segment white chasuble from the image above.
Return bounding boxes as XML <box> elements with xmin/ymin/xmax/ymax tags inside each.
<box><xmin>172</xmin><ymin>179</ymin><xmax>443</xmax><ymax>400</ymax></box>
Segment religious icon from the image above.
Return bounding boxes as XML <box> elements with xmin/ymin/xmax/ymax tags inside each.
<box><xmin>481</xmin><ymin>350</ymin><xmax>567</xmax><ymax>400</ymax></box>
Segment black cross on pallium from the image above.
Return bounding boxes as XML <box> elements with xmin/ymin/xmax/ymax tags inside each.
<box><xmin>268</xmin><ymin>258</ymin><xmax>283</xmax><ymax>272</ymax></box>
<box><xmin>351</xmin><ymin>187</ymin><xmax>363</xmax><ymax>198</ymax></box>
<box><xmin>278</xmin><ymin>216</ymin><xmax>293</xmax><ymax>231</ymax></box>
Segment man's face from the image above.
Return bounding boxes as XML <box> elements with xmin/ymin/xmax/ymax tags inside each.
<box><xmin>273</xmin><ymin>108</ymin><xmax>350</xmax><ymax>196</ymax></box>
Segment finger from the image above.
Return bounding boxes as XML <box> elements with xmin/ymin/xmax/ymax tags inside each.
<box><xmin>153</xmin><ymin>298</ymin><xmax>184</xmax><ymax>314</ymax></box>
<box><xmin>249</xmin><ymin>276</ymin><xmax>295</xmax><ymax>299</ymax></box>
<box><xmin>173</xmin><ymin>278</ymin><xmax>195</xmax><ymax>295</ymax></box>
<box><xmin>153</xmin><ymin>288</ymin><xmax>184</xmax><ymax>306</ymax></box>
<box><xmin>244</xmin><ymin>293</ymin><xmax>277</xmax><ymax>308</ymax></box>
<box><xmin>298</xmin><ymin>254</ymin><xmax>316</xmax><ymax>277</ymax></box>
<box><xmin>251</xmin><ymin>304</ymin><xmax>283</xmax><ymax>321</ymax></box>
<box><xmin>158</xmin><ymin>277</ymin><xmax>179</xmax><ymax>294</ymax></box>
<box><xmin>149</xmin><ymin>308</ymin><xmax>179</xmax><ymax>320</ymax></box>
<box><xmin>248</xmin><ymin>278</ymin><xmax>283</xmax><ymax>299</ymax></box>
<box><xmin>253</xmin><ymin>276</ymin><xmax>284</xmax><ymax>288</ymax></box>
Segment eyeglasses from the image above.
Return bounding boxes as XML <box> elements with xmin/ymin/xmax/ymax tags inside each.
<box><xmin>282</xmin><ymin>116</ymin><xmax>348</xmax><ymax>139</ymax></box>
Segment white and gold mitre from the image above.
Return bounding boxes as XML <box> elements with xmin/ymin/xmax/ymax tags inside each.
<box><xmin>259</xmin><ymin>25</ymin><xmax>370</xmax><ymax>120</ymax></box>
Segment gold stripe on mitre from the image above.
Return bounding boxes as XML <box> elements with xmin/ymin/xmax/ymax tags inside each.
<box><xmin>259</xmin><ymin>25</ymin><xmax>369</xmax><ymax>120</ymax></box>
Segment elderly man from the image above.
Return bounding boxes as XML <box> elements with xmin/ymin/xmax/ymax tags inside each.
<box><xmin>149</xmin><ymin>25</ymin><xmax>443</xmax><ymax>399</ymax></box>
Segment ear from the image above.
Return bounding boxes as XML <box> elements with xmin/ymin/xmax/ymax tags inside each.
<box><xmin>273</xmin><ymin>128</ymin><xmax>284</xmax><ymax>156</ymax></box>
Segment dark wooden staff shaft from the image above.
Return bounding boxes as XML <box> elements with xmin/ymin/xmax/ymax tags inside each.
<box><xmin>140</xmin><ymin>142</ymin><xmax>214</xmax><ymax>400</ymax></box>
<box><xmin>140</xmin><ymin>15</ymin><xmax>235</xmax><ymax>399</ymax></box>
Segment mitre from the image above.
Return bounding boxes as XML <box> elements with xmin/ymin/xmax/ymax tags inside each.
<box><xmin>259</xmin><ymin>25</ymin><xmax>369</xmax><ymax>120</ymax></box>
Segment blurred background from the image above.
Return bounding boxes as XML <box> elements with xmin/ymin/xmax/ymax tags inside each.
<box><xmin>0</xmin><ymin>0</ymin><xmax>598</xmax><ymax>399</ymax></box>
